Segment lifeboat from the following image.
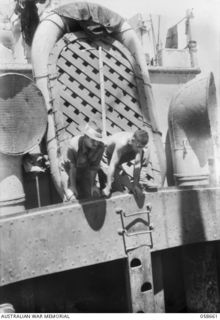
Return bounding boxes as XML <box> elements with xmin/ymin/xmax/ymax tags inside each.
<box><xmin>31</xmin><ymin>1</ymin><xmax>166</xmax><ymax>199</ymax></box>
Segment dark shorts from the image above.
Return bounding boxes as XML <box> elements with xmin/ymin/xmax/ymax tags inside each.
<box><xmin>76</xmin><ymin>168</ymin><xmax>92</xmax><ymax>199</ymax></box>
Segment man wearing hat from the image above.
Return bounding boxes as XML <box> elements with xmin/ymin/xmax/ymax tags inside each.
<box><xmin>61</xmin><ymin>120</ymin><xmax>105</xmax><ymax>201</ymax></box>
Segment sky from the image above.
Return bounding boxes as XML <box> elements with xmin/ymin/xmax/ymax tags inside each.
<box><xmin>91</xmin><ymin>0</ymin><xmax>220</xmax><ymax>96</ymax></box>
<box><xmin>88</xmin><ymin>0</ymin><xmax>220</xmax><ymax>90</ymax></box>
<box><xmin>0</xmin><ymin>0</ymin><xmax>219</xmax><ymax>91</ymax></box>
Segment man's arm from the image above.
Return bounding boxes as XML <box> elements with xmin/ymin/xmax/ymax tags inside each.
<box><xmin>61</xmin><ymin>136</ymin><xmax>79</xmax><ymax>200</ymax></box>
<box><xmin>133</xmin><ymin>150</ymin><xmax>142</xmax><ymax>187</ymax></box>
<box><xmin>59</xmin><ymin>161</ymin><xmax>78</xmax><ymax>201</ymax></box>
<box><xmin>89</xmin><ymin>144</ymin><xmax>105</xmax><ymax>197</ymax></box>
<box><xmin>103</xmin><ymin>147</ymin><xmax>122</xmax><ymax>196</ymax></box>
<box><xmin>69</xmin><ymin>163</ymin><xmax>78</xmax><ymax>198</ymax></box>
<box><xmin>90</xmin><ymin>169</ymin><xmax>98</xmax><ymax>185</ymax></box>
<box><xmin>89</xmin><ymin>169</ymin><xmax>101</xmax><ymax>197</ymax></box>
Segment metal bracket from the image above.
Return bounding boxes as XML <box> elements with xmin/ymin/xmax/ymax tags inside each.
<box><xmin>116</xmin><ymin>203</ymin><xmax>155</xmax><ymax>313</ymax></box>
<box><xmin>116</xmin><ymin>203</ymin><xmax>153</xmax><ymax>251</ymax></box>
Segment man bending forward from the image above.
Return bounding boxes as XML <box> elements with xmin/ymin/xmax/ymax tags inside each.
<box><xmin>99</xmin><ymin>129</ymin><xmax>154</xmax><ymax>197</ymax></box>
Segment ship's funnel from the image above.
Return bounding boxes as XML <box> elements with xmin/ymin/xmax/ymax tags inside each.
<box><xmin>168</xmin><ymin>72</ymin><xmax>218</xmax><ymax>186</ymax></box>
<box><xmin>0</xmin><ymin>73</ymin><xmax>47</xmax><ymax>216</ymax></box>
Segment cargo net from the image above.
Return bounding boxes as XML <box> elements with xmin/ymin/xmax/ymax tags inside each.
<box><xmin>48</xmin><ymin>32</ymin><xmax>148</xmax><ymax>144</ymax></box>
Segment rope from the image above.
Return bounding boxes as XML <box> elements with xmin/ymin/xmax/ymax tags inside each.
<box><xmin>98</xmin><ymin>46</ymin><xmax>107</xmax><ymax>140</ymax></box>
<box><xmin>42</xmin><ymin>17</ymin><xmax>65</xmax><ymax>32</ymax></box>
<box><xmin>33</xmin><ymin>74</ymin><xmax>49</xmax><ymax>80</ymax></box>
<box><xmin>174</xmin><ymin>15</ymin><xmax>187</xmax><ymax>28</ymax></box>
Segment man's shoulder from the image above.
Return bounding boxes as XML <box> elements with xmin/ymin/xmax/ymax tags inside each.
<box><xmin>107</xmin><ymin>131</ymin><xmax>132</xmax><ymax>145</ymax></box>
<box><xmin>69</xmin><ymin>135</ymin><xmax>83</xmax><ymax>150</ymax></box>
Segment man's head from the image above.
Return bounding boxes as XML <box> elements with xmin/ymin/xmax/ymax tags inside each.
<box><xmin>83</xmin><ymin>121</ymin><xmax>104</xmax><ymax>149</ymax></box>
<box><xmin>131</xmin><ymin>129</ymin><xmax>149</xmax><ymax>152</ymax></box>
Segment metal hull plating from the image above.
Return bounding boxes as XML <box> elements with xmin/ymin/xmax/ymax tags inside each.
<box><xmin>1</xmin><ymin>187</ymin><xmax>220</xmax><ymax>286</ymax></box>
<box><xmin>1</xmin><ymin>187</ymin><xmax>220</xmax><ymax>312</ymax></box>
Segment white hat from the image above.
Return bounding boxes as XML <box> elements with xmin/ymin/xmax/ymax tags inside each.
<box><xmin>83</xmin><ymin>123</ymin><xmax>104</xmax><ymax>142</ymax></box>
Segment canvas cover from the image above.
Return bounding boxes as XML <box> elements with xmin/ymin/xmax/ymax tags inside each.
<box><xmin>53</xmin><ymin>1</ymin><xmax>124</xmax><ymax>36</ymax></box>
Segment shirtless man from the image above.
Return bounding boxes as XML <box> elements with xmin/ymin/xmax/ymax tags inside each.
<box><xmin>61</xmin><ymin>121</ymin><xmax>105</xmax><ymax>201</ymax></box>
<box><xmin>99</xmin><ymin>129</ymin><xmax>153</xmax><ymax>197</ymax></box>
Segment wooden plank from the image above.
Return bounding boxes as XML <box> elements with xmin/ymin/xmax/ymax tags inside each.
<box><xmin>67</xmin><ymin>35</ymin><xmax>145</xmax><ymax>116</ymax></box>
<box><xmin>65</xmin><ymin>45</ymin><xmax>137</xmax><ymax>91</ymax></box>
<box><xmin>63</xmin><ymin>95</ymin><xmax>127</xmax><ymax>133</ymax></box>
<box><xmin>48</xmin><ymin>32</ymin><xmax>150</xmax><ymax>146</ymax></box>
<box><xmin>58</xmin><ymin>53</ymin><xmax>140</xmax><ymax>114</ymax></box>
<box><xmin>58</xmin><ymin>47</ymin><xmax>138</xmax><ymax>106</ymax></box>
<box><xmin>58</xmin><ymin>55</ymin><xmax>137</xmax><ymax>103</ymax></box>
<box><xmin>60</xmin><ymin>87</ymin><xmax>127</xmax><ymax>132</ymax></box>
<box><xmin>77</xmin><ymin>36</ymin><xmax>135</xmax><ymax>73</ymax></box>
<box><xmin>59</xmin><ymin>49</ymin><xmax>137</xmax><ymax>100</ymax></box>
<box><xmin>66</xmin><ymin>118</ymin><xmax>120</xmax><ymax>137</ymax></box>
<box><xmin>86</xmin><ymin>37</ymin><xmax>152</xmax><ymax>127</ymax></box>
<box><xmin>58</xmin><ymin>74</ymin><xmax>137</xmax><ymax>132</ymax></box>
<box><xmin>57</xmin><ymin>58</ymin><xmax>143</xmax><ymax>128</ymax></box>
<box><xmin>58</xmin><ymin>58</ymin><xmax>142</xmax><ymax>119</ymax></box>
<box><xmin>65</xmin><ymin>122</ymin><xmax>81</xmax><ymax>137</ymax></box>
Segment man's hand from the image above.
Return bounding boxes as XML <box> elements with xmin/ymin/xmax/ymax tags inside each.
<box><xmin>65</xmin><ymin>188</ymin><xmax>78</xmax><ymax>202</ymax></box>
<box><xmin>91</xmin><ymin>185</ymin><xmax>101</xmax><ymax>198</ymax></box>
<box><xmin>72</xmin><ymin>189</ymin><xmax>79</xmax><ymax>199</ymax></box>
<box><xmin>102</xmin><ymin>186</ymin><xmax>111</xmax><ymax>197</ymax></box>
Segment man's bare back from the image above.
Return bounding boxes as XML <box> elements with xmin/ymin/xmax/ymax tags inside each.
<box><xmin>101</xmin><ymin>130</ymin><xmax>149</xmax><ymax>196</ymax></box>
